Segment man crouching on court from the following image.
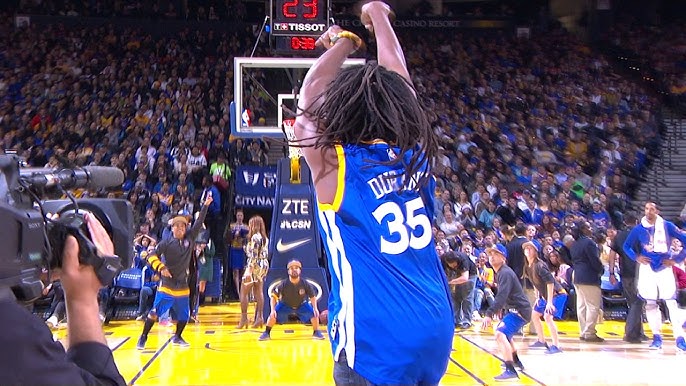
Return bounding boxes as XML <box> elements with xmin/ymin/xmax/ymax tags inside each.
<box><xmin>259</xmin><ymin>259</ymin><xmax>325</xmax><ymax>341</ymax></box>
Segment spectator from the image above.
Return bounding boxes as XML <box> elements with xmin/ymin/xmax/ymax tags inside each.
<box><xmin>258</xmin><ymin>260</ymin><xmax>325</xmax><ymax>341</ymax></box>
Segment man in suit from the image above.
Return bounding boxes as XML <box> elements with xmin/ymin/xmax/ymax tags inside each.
<box><xmin>608</xmin><ymin>214</ymin><xmax>646</xmax><ymax>343</ymax></box>
<box><xmin>571</xmin><ymin>221</ymin><xmax>605</xmax><ymax>342</ymax></box>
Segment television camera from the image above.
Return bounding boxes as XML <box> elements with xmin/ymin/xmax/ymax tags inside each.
<box><xmin>0</xmin><ymin>154</ymin><xmax>133</xmax><ymax>303</ymax></box>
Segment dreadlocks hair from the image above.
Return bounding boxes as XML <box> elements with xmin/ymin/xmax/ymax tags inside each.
<box><xmin>298</xmin><ymin>60</ymin><xmax>438</xmax><ymax>191</ymax></box>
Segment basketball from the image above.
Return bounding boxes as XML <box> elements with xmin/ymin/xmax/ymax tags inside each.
<box><xmin>319</xmin><ymin>310</ymin><xmax>329</xmax><ymax>324</ymax></box>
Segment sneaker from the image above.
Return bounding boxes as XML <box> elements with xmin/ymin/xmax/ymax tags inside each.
<box><xmin>649</xmin><ymin>335</ymin><xmax>663</xmax><ymax>350</ymax></box>
<box><xmin>676</xmin><ymin>337</ymin><xmax>686</xmax><ymax>354</ymax></box>
<box><xmin>583</xmin><ymin>335</ymin><xmax>605</xmax><ymax>343</ymax></box>
<box><xmin>136</xmin><ymin>314</ymin><xmax>146</xmax><ymax>321</ymax></box>
<box><xmin>171</xmin><ymin>336</ymin><xmax>190</xmax><ymax>347</ymax></box>
<box><xmin>313</xmin><ymin>330</ymin><xmax>325</xmax><ymax>340</ymax></box>
<box><xmin>529</xmin><ymin>340</ymin><xmax>548</xmax><ymax>349</ymax></box>
<box><xmin>136</xmin><ymin>335</ymin><xmax>147</xmax><ymax>350</ymax></box>
<box><xmin>258</xmin><ymin>332</ymin><xmax>271</xmax><ymax>341</ymax></box>
<box><xmin>545</xmin><ymin>345</ymin><xmax>563</xmax><ymax>354</ymax></box>
<box><xmin>500</xmin><ymin>361</ymin><xmax>524</xmax><ymax>371</ymax></box>
<box><xmin>472</xmin><ymin>311</ymin><xmax>483</xmax><ymax>321</ymax></box>
<box><xmin>623</xmin><ymin>336</ymin><xmax>643</xmax><ymax>344</ymax></box>
<box><xmin>159</xmin><ymin>319</ymin><xmax>171</xmax><ymax>327</ymax></box>
<box><xmin>494</xmin><ymin>369</ymin><xmax>519</xmax><ymax>381</ymax></box>
<box><xmin>190</xmin><ymin>315</ymin><xmax>200</xmax><ymax>323</ymax></box>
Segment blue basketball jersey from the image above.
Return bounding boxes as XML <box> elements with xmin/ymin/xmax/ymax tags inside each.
<box><xmin>317</xmin><ymin>142</ymin><xmax>454</xmax><ymax>385</ymax></box>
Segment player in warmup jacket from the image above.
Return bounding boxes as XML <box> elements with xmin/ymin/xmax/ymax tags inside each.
<box><xmin>623</xmin><ymin>202</ymin><xmax>686</xmax><ymax>352</ymax></box>
<box><xmin>136</xmin><ymin>194</ymin><xmax>212</xmax><ymax>349</ymax></box>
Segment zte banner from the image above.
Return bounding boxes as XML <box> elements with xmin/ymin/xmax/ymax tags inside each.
<box><xmin>268</xmin><ymin>165</ymin><xmax>320</xmax><ymax>268</ymax></box>
<box><xmin>265</xmin><ymin>157</ymin><xmax>330</xmax><ymax>315</ymax></box>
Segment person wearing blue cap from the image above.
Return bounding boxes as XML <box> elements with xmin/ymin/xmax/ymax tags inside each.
<box><xmin>482</xmin><ymin>244</ymin><xmax>532</xmax><ymax>381</ymax></box>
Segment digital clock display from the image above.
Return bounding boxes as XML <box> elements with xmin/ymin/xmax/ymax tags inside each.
<box><xmin>274</xmin><ymin>36</ymin><xmax>319</xmax><ymax>53</ymax></box>
<box><xmin>271</xmin><ymin>0</ymin><xmax>329</xmax><ymax>36</ymax></box>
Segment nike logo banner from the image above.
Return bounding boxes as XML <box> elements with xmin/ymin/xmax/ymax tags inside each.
<box><xmin>276</xmin><ymin>238</ymin><xmax>311</xmax><ymax>253</ymax></box>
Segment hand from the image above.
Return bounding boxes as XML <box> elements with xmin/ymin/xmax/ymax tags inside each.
<box><xmin>545</xmin><ymin>302</ymin><xmax>557</xmax><ymax>315</ymax></box>
<box><xmin>609</xmin><ymin>274</ymin><xmax>617</xmax><ymax>286</ymax></box>
<box><xmin>663</xmin><ymin>259</ymin><xmax>676</xmax><ymax>267</ymax></box>
<box><xmin>316</xmin><ymin>25</ymin><xmax>345</xmax><ymax>50</ymax></box>
<box><xmin>59</xmin><ymin>213</ymin><xmax>113</xmax><ymax>304</ymax></box>
<box><xmin>481</xmin><ymin>316</ymin><xmax>492</xmax><ymax>331</ymax></box>
<box><xmin>359</xmin><ymin>1</ymin><xmax>394</xmax><ymax>36</ymax></box>
<box><xmin>84</xmin><ymin>212</ymin><xmax>114</xmax><ymax>257</ymax></box>
<box><xmin>637</xmin><ymin>255</ymin><xmax>651</xmax><ymax>265</ymax></box>
<box><xmin>204</xmin><ymin>193</ymin><xmax>214</xmax><ymax>207</ymax></box>
<box><xmin>160</xmin><ymin>268</ymin><xmax>172</xmax><ymax>278</ymax></box>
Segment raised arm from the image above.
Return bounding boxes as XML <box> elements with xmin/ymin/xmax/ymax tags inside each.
<box><xmin>189</xmin><ymin>194</ymin><xmax>212</xmax><ymax>239</ymax></box>
<box><xmin>360</xmin><ymin>1</ymin><xmax>411</xmax><ymax>85</ymax></box>
<box><xmin>296</xmin><ymin>25</ymin><xmax>356</xmax><ymax>146</ymax></box>
<box><xmin>294</xmin><ymin>25</ymin><xmax>360</xmax><ymax>204</ymax></box>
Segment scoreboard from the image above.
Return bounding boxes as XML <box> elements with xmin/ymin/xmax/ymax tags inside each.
<box><xmin>270</xmin><ymin>0</ymin><xmax>330</xmax><ymax>55</ymax></box>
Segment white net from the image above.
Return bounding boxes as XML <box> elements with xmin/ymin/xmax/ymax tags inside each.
<box><xmin>282</xmin><ymin>118</ymin><xmax>303</xmax><ymax>159</ymax></box>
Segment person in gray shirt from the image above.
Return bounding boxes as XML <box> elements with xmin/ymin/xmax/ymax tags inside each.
<box><xmin>481</xmin><ymin>244</ymin><xmax>532</xmax><ymax>382</ymax></box>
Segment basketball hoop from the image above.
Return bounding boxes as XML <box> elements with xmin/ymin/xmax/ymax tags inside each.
<box><xmin>282</xmin><ymin>118</ymin><xmax>302</xmax><ymax>184</ymax></box>
<box><xmin>282</xmin><ymin>118</ymin><xmax>302</xmax><ymax>159</ymax></box>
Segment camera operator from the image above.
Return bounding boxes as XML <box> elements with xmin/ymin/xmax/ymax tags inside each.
<box><xmin>0</xmin><ymin>212</ymin><xmax>126</xmax><ymax>385</ymax></box>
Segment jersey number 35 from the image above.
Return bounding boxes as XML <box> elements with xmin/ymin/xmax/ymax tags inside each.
<box><xmin>372</xmin><ymin>197</ymin><xmax>432</xmax><ymax>255</ymax></box>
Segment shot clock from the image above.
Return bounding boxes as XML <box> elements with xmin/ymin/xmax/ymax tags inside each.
<box><xmin>270</xmin><ymin>0</ymin><xmax>330</xmax><ymax>55</ymax></box>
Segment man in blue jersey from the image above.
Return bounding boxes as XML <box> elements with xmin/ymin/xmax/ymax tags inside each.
<box><xmin>623</xmin><ymin>202</ymin><xmax>686</xmax><ymax>352</ymax></box>
<box><xmin>293</xmin><ymin>1</ymin><xmax>454</xmax><ymax>384</ymax></box>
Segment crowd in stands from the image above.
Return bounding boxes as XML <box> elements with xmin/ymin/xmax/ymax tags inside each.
<box><xmin>16</xmin><ymin>0</ymin><xmax>253</xmax><ymax>22</ymax></box>
<box><xmin>0</xmin><ymin>3</ymin><xmax>670</xmax><ymax>328</ymax></box>
<box><xmin>16</xmin><ymin>0</ymin><xmax>518</xmax><ymax>20</ymax></box>
<box><xmin>607</xmin><ymin>21</ymin><xmax>686</xmax><ymax>98</ymax></box>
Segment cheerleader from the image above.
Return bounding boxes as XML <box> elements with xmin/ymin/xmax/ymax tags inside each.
<box><xmin>237</xmin><ymin>215</ymin><xmax>269</xmax><ymax>328</ymax></box>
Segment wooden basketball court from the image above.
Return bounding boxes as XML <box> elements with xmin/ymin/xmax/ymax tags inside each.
<box><xmin>52</xmin><ymin>303</ymin><xmax>685</xmax><ymax>385</ymax></box>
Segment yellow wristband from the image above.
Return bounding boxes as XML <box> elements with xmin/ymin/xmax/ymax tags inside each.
<box><xmin>330</xmin><ymin>31</ymin><xmax>362</xmax><ymax>53</ymax></box>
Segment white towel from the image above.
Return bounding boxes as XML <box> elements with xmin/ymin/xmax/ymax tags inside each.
<box><xmin>642</xmin><ymin>214</ymin><xmax>668</xmax><ymax>253</ymax></box>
